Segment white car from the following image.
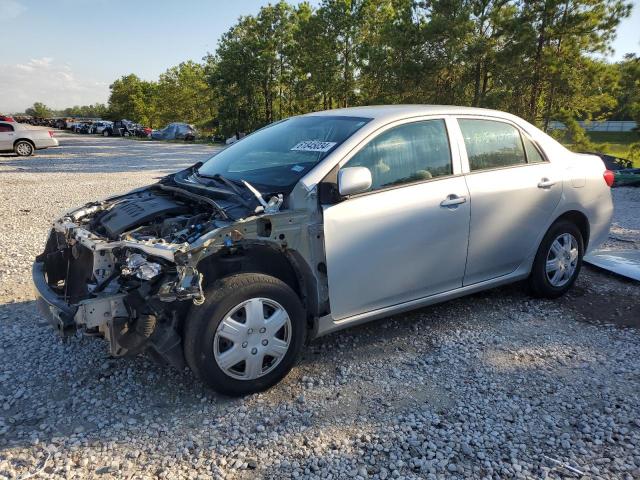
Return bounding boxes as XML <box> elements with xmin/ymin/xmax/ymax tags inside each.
<box><xmin>0</xmin><ymin>121</ymin><xmax>59</xmax><ymax>156</ymax></box>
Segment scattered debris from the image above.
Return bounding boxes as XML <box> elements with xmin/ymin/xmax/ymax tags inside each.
<box><xmin>543</xmin><ymin>455</ymin><xmax>586</xmax><ymax>477</ymax></box>
<box><xmin>584</xmin><ymin>249</ymin><xmax>640</xmax><ymax>281</ymax></box>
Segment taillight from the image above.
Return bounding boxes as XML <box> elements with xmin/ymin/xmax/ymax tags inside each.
<box><xmin>603</xmin><ymin>169</ymin><xmax>614</xmax><ymax>187</ymax></box>
<box><xmin>48</xmin><ymin>130</ymin><xmax>54</xmax><ymax>138</ymax></box>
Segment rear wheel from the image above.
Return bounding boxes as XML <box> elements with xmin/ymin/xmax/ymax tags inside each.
<box><xmin>103</xmin><ymin>130</ymin><xmax>110</xmax><ymax>137</ymax></box>
<box><xmin>528</xmin><ymin>220</ymin><xmax>584</xmax><ymax>298</ymax></box>
<box><xmin>184</xmin><ymin>273</ymin><xmax>306</xmax><ymax>396</ymax></box>
<box><xmin>14</xmin><ymin>140</ymin><xmax>34</xmax><ymax>157</ymax></box>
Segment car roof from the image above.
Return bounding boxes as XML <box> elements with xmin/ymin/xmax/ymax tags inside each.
<box><xmin>302</xmin><ymin>104</ymin><xmax>521</xmax><ymax>123</ymax></box>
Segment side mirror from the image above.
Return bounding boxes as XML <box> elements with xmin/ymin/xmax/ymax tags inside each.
<box><xmin>338</xmin><ymin>167</ymin><xmax>373</xmax><ymax>196</ymax></box>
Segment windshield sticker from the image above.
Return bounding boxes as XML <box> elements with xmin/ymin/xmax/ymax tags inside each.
<box><xmin>291</xmin><ymin>140</ymin><xmax>337</xmax><ymax>152</ymax></box>
<box><xmin>291</xmin><ymin>165</ymin><xmax>305</xmax><ymax>172</ymax></box>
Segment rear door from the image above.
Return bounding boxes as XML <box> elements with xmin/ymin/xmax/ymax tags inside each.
<box><xmin>0</xmin><ymin>122</ymin><xmax>15</xmax><ymax>150</ymax></box>
<box><xmin>322</xmin><ymin>117</ymin><xmax>470</xmax><ymax>320</ymax></box>
<box><xmin>455</xmin><ymin>117</ymin><xmax>562</xmax><ymax>285</ymax></box>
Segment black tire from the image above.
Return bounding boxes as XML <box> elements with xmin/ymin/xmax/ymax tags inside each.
<box><xmin>103</xmin><ymin>129</ymin><xmax>111</xmax><ymax>137</ymax></box>
<box><xmin>184</xmin><ymin>273</ymin><xmax>306</xmax><ymax>396</ymax></box>
<box><xmin>14</xmin><ymin>140</ymin><xmax>34</xmax><ymax>157</ymax></box>
<box><xmin>528</xmin><ymin>220</ymin><xmax>584</xmax><ymax>299</ymax></box>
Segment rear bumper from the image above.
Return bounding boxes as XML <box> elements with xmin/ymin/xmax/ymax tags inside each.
<box><xmin>32</xmin><ymin>260</ymin><xmax>77</xmax><ymax>334</ymax></box>
<box><xmin>35</xmin><ymin>137</ymin><xmax>59</xmax><ymax>149</ymax></box>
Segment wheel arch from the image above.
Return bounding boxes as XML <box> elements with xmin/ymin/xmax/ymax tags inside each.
<box><xmin>552</xmin><ymin>210</ymin><xmax>590</xmax><ymax>250</ymax></box>
<box><xmin>14</xmin><ymin>138</ymin><xmax>35</xmax><ymax>148</ymax></box>
<box><xmin>196</xmin><ymin>244</ymin><xmax>319</xmax><ymax>323</ymax></box>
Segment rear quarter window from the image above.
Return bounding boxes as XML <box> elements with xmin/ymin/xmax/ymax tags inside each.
<box><xmin>523</xmin><ymin>136</ymin><xmax>546</xmax><ymax>163</ymax></box>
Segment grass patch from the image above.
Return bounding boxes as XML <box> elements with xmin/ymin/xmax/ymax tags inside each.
<box><xmin>561</xmin><ymin>131</ymin><xmax>640</xmax><ymax>167</ymax></box>
<box><xmin>585</xmin><ymin>131</ymin><xmax>638</xmax><ymax>145</ymax></box>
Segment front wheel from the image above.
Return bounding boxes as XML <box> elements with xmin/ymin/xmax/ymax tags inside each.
<box><xmin>14</xmin><ymin>140</ymin><xmax>34</xmax><ymax>157</ymax></box>
<box><xmin>184</xmin><ymin>273</ymin><xmax>306</xmax><ymax>396</ymax></box>
<box><xmin>528</xmin><ymin>220</ymin><xmax>584</xmax><ymax>298</ymax></box>
<box><xmin>103</xmin><ymin>130</ymin><xmax>110</xmax><ymax>137</ymax></box>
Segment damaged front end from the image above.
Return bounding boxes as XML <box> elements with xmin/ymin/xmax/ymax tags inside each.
<box><xmin>32</xmin><ymin>180</ymin><xmax>244</xmax><ymax>368</ymax></box>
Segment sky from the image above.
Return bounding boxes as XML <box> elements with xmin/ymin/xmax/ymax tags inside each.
<box><xmin>1</xmin><ymin>0</ymin><xmax>638</xmax><ymax>114</ymax></box>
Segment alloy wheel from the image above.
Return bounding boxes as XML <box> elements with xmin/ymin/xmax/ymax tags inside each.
<box><xmin>15</xmin><ymin>142</ymin><xmax>33</xmax><ymax>156</ymax></box>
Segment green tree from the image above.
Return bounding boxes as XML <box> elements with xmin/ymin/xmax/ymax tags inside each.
<box><xmin>25</xmin><ymin>102</ymin><xmax>52</xmax><ymax>118</ymax></box>
<box><xmin>209</xmin><ymin>2</ymin><xmax>299</xmax><ymax>135</ymax></box>
<box><xmin>87</xmin><ymin>0</ymin><xmax>636</xmax><ymax>135</ymax></box>
<box><xmin>519</xmin><ymin>0</ymin><xmax>631</xmax><ymax>124</ymax></box>
<box><xmin>207</xmin><ymin>15</ymin><xmax>264</xmax><ymax>135</ymax></box>
<box><xmin>107</xmin><ymin>74</ymin><xmax>159</xmax><ymax>126</ymax></box>
<box><xmin>156</xmin><ymin>61</ymin><xmax>213</xmax><ymax>126</ymax></box>
<box><xmin>63</xmin><ymin>103</ymin><xmax>109</xmax><ymax>118</ymax></box>
<box><xmin>614</xmin><ymin>54</ymin><xmax>640</xmax><ymax>123</ymax></box>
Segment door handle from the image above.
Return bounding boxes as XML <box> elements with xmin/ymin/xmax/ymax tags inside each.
<box><xmin>537</xmin><ymin>178</ymin><xmax>556</xmax><ymax>189</ymax></box>
<box><xmin>440</xmin><ymin>194</ymin><xmax>467</xmax><ymax>208</ymax></box>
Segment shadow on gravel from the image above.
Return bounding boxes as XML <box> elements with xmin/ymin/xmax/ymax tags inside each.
<box><xmin>558</xmin><ymin>266</ymin><xmax>640</xmax><ymax>328</ymax></box>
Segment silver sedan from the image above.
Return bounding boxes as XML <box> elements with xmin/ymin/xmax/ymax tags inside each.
<box><xmin>0</xmin><ymin>121</ymin><xmax>59</xmax><ymax>156</ymax></box>
<box><xmin>32</xmin><ymin>105</ymin><xmax>613</xmax><ymax>395</ymax></box>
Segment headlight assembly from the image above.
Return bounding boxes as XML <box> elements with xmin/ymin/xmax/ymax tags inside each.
<box><xmin>122</xmin><ymin>253</ymin><xmax>162</xmax><ymax>280</ymax></box>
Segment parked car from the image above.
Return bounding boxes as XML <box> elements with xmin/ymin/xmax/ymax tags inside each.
<box><xmin>0</xmin><ymin>115</ymin><xmax>15</xmax><ymax>122</ymax></box>
<box><xmin>0</xmin><ymin>121</ymin><xmax>58</xmax><ymax>156</ymax></box>
<box><xmin>32</xmin><ymin>106</ymin><xmax>613</xmax><ymax>395</ymax></box>
<box><xmin>66</xmin><ymin>120</ymin><xmax>81</xmax><ymax>131</ymax></box>
<box><xmin>583</xmin><ymin>152</ymin><xmax>633</xmax><ymax>171</ymax></box>
<box><xmin>90</xmin><ymin>121</ymin><xmax>113</xmax><ymax>134</ymax></box>
<box><xmin>583</xmin><ymin>151</ymin><xmax>640</xmax><ymax>187</ymax></box>
<box><xmin>131</xmin><ymin>123</ymin><xmax>152</xmax><ymax>138</ymax></box>
<box><xmin>101</xmin><ymin>119</ymin><xmax>138</xmax><ymax>137</ymax></box>
<box><xmin>52</xmin><ymin>118</ymin><xmax>66</xmax><ymax>129</ymax></box>
<box><xmin>151</xmin><ymin>122</ymin><xmax>197</xmax><ymax>141</ymax></box>
<box><xmin>77</xmin><ymin>122</ymin><xmax>93</xmax><ymax>134</ymax></box>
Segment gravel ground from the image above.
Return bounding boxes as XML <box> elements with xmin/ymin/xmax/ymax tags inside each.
<box><xmin>1</xmin><ymin>133</ymin><xmax>639</xmax><ymax>480</ymax></box>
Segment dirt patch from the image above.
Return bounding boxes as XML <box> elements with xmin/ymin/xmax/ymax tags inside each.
<box><xmin>561</xmin><ymin>267</ymin><xmax>640</xmax><ymax>328</ymax></box>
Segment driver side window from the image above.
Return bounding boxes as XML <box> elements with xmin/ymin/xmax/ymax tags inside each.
<box><xmin>345</xmin><ymin>119</ymin><xmax>452</xmax><ymax>192</ymax></box>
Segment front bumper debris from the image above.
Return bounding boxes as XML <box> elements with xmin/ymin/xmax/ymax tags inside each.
<box><xmin>32</xmin><ymin>260</ymin><xmax>77</xmax><ymax>335</ymax></box>
<box><xmin>33</xmin><ymin>259</ymin><xmax>130</xmax><ymax>336</ymax></box>
<box><xmin>32</xmin><ymin>226</ymin><xmax>197</xmax><ymax>369</ymax></box>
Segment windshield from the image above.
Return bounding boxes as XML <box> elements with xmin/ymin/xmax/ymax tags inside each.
<box><xmin>197</xmin><ymin>116</ymin><xmax>371</xmax><ymax>191</ymax></box>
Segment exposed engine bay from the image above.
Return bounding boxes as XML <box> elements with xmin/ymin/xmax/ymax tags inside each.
<box><xmin>32</xmin><ymin>167</ymin><xmax>312</xmax><ymax>368</ymax></box>
<box><xmin>31</xmin><ymin>154</ymin><xmax>332</xmax><ymax>375</ymax></box>
<box><xmin>89</xmin><ymin>190</ymin><xmax>231</xmax><ymax>243</ymax></box>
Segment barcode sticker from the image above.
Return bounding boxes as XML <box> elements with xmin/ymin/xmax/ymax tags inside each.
<box><xmin>291</xmin><ymin>140</ymin><xmax>337</xmax><ymax>152</ymax></box>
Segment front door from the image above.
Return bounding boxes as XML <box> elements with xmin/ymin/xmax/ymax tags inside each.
<box><xmin>322</xmin><ymin>119</ymin><xmax>470</xmax><ymax>320</ymax></box>
<box><xmin>456</xmin><ymin>118</ymin><xmax>563</xmax><ymax>285</ymax></box>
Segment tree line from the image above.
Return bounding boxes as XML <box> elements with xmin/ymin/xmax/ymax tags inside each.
<box><xmin>22</xmin><ymin>0</ymin><xmax>640</xmax><ymax>142</ymax></box>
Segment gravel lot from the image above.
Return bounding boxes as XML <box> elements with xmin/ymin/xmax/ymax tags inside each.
<box><xmin>1</xmin><ymin>133</ymin><xmax>639</xmax><ymax>479</ymax></box>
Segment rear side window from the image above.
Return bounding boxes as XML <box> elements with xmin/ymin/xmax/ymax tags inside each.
<box><xmin>346</xmin><ymin>119</ymin><xmax>452</xmax><ymax>191</ymax></box>
<box><xmin>523</xmin><ymin>136</ymin><xmax>545</xmax><ymax>163</ymax></box>
<box><xmin>0</xmin><ymin>123</ymin><xmax>14</xmax><ymax>132</ymax></box>
<box><xmin>458</xmin><ymin>119</ymin><xmax>526</xmax><ymax>171</ymax></box>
